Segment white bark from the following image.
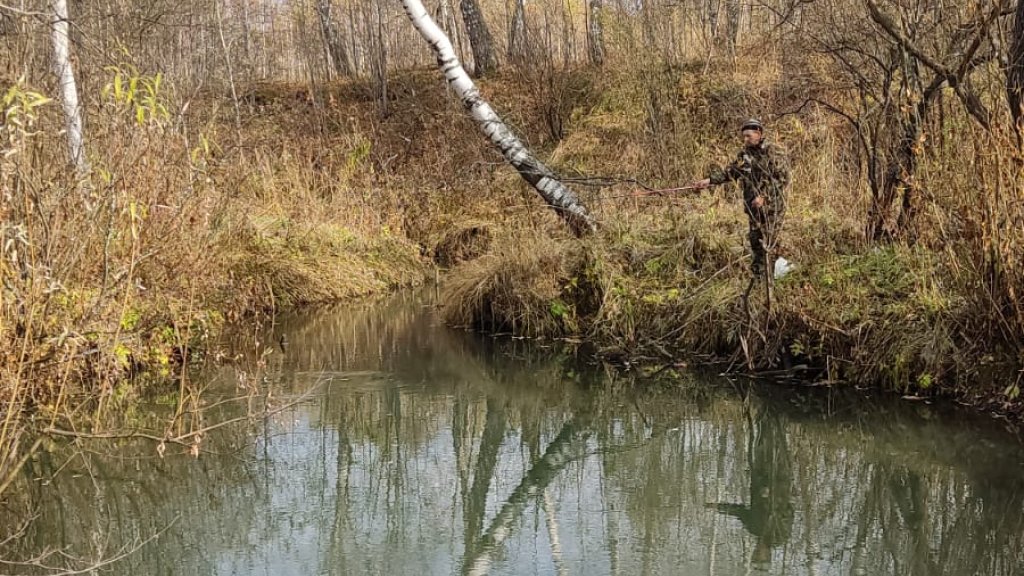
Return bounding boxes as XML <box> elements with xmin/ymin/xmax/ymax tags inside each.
<box><xmin>49</xmin><ymin>0</ymin><xmax>87</xmax><ymax>175</ymax></box>
<box><xmin>542</xmin><ymin>489</ymin><xmax>569</xmax><ymax>576</ymax></box>
<box><xmin>462</xmin><ymin>420</ymin><xmax>589</xmax><ymax>575</ymax></box>
<box><xmin>437</xmin><ymin>0</ymin><xmax>466</xmax><ymax>70</ymax></box>
<box><xmin>508</xmin><ymin>0</ymin><xmax>527</xmax><ymax>62</ymax></box>
<box><xmin>400</xmin><ymin>0</ymin><xmax>596</xmax><ymax>236</ymax></box>
<box><xmin>317</xmin><ymin>0</ymin><xmax>352</xmax><ymax>77</ymax></box>
<box><xmin>587</xmin><ymin>0</ymin><xmax>605</xmax><ymax>66</ymax></box>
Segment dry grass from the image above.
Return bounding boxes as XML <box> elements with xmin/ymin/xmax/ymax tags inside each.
<box><xmin>0</xmin><ymin>73</ymin><xmax>447</xmax><ymax>489</ymax></box>
<box><xmin>3</xmin><ymin>44</ymin><xmax>1024</xmax><ymax>493</ymax></box>
<box><xmin>432</xmin><ymin>222</ymin><xmax>494</xmax><ymax>268</ymax></box>
<box><xmin>441</xmin><ymin>234</ymin><xmax>574</xmax><ymax>337</ymax></box>
<box><xmin>439</xmin><ymin>60</ymin><xmax>1024</xmax><ymax>407</ymax></box>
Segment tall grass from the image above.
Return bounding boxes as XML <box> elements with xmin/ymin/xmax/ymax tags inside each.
<box><xmin>440</xmin><ymin>58</ymin><xmax>1024</xmax><ymax>406</ymax></box>
<box><xmin>0</xmin><ymin>74</ymin><xmax>450</xmax><ymax>492</ymax></box>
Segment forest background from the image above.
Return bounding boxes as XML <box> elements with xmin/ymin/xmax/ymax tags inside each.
<box><xmin>2</xmin><ymin>0</ymin><xmax>1024</xmax><ymax>488</ymax></box>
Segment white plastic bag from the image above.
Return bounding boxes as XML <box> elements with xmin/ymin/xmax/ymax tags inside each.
<box><xmin>774</xmin><ymin>257</ymin><xmax>793</xmax><ymax>279</ymax></box>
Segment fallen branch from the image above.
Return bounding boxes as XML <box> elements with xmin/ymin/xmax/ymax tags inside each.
<box><xmin>42</xmin><ymin>379</ymin><xmax>326</xmax><ymax>450</ymax></box>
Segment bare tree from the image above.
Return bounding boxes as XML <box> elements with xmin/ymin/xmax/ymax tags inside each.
<box><xmin>509</xmin><ymin>0</ymin><xmax>527</xmax><ymax>63</ymax></box>
<box><xmin>370</xmin><ymin>0</ymin><xmax>389</xmax><ymax>115</ymax></box>
<box><xmin>587</xmin><ymin>0</ymin><xmax>605</xmax><ymax>66</ymax></box>
<box><xmin>49</xmin><ymin>0</ymin><xmax>87</xmax><ymax>175</ymax></box>
<box><xmin>724</xmin><ymin>0</ymin><xmax>740</xmax><ymax>54</ymax></box>
<box><xmin>460</xmin><ymin>0</ymin><xmax>498</xmax><ymax>76</ymax></box>
<box><xmin>1009</xmin><ymin>0</ymin><xmax>1024</xmax><ymax>138</ymax></box>
<box><xmin>214</xmin><ymin>0</ymin><xmax>242</xmax><ymax>134</ymax></box>
<box><xmin>436</xmin><ymin>0</ymin><xmax>464</xmax><ymax>64</ymax></box>
<box><xmin>317</xmin><ymin>0</ymin><xmax>353</xmax><ymax>78</ymax></box>
<box><xmin>795</xmin><ymin>0</ymin><xmax>1003</xmax><ymax>240</ymax></box>
<box><xmin>401</xmin><ymin>0</ymin><xmax>596</xmax><ymax>236</ymax></box>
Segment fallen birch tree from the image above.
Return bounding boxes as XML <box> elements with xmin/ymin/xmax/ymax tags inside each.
<box><xmin>399</xmin><ymin>0</ymin><xmax>596</xmax><ymax>237</ymax></box>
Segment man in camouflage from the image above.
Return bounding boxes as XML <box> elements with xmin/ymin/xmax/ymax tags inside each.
<box><xmin>692</xmin><ymin>119</ymin><xmax>790</xmax><ymax>279</ymax></box>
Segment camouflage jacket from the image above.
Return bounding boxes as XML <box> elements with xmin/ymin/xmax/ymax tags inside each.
<box><xmin>708</xmin><ymin>141</ymin><xmax>790</xmax><ymax>220</ymax></box>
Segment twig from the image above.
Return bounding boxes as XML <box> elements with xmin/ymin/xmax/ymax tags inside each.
<box><xmin>0</xmin><ymin>2</ymin><xmax>48</xmax><ymax>17</ymax></box>
<box><xmin>42</xmin><ymin>380</ymin><xmax>326</xmax><ymax>448</ymax></box>
<box><xmin>0</xmin><ymin>514</ymin><xmax>180</xmax><ymax>575</ymax></box>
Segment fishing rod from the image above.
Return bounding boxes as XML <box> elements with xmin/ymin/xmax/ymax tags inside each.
<box><xmin>554</xmin><ymin>174</ymin><xmax>704</xmax><ymax>200</ymax></box>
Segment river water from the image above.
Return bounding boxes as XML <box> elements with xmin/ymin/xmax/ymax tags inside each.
<box><xmin>3</xmin><ymin>292</ymin><xmax>1024</xmax><ymax>575</ymax></box>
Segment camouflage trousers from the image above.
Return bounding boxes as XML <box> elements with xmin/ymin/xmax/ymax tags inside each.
<box><xmin>748</xmin><ymin>213</ymin><xmax>783</xmax><ymax>279</ymax></box>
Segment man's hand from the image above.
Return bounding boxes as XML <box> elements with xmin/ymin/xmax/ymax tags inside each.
<box><xmin>692</xmin><ymin>178</ymin><xmax>711</xmax><ymax>190</ymax></box>
<box><xmin>751</xmin><ymin>195</ymin><xmax>765</xmax><ymax>209</ymax></box>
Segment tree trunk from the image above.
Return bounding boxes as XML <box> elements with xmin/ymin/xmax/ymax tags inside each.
<box><xmin>214</xmin><ymin>0</ymin><xmax>242</xmax><ymax>135</ymax></box>
<box><xmin>400</xmin><ymin>0</ymin><xmax>596</xmax><ymax>236</ymax></box>
<box><xmin>724</xmin><ymin>0</ymin><xmax>740</xmax><ymax>55</ymax></box>
<box><xmin>459</xmin><ymin>0</ymin><xmax>497</xmax><ymax>77</ymax></box>
<box><xmin>358</xmin><ymin>0</ymin><xmax>389</xmax><ymax>115</ymax></box>
<box><xmin>508</xmin><ymin>0</ymin><xmax>527</xmax><ymax>63</ymax></box>
<box><xmin>1009</xmin><ymin>0</ymin><xmax>1024</xmax><ymax>139</ymax></box>
<box><xmin>240</xmin><ymin>0</ymin><xmax>252</xmax><ymax>72</ymax></box>
<box><xmin>587</xmin><ymin>0</ymin><xmax>605</xmax><ymax>67</ymax></box>
<box><xmin>317</xmin><ymin>0</ymin><xmax>353</xmax><ymax>78</ymax></box>
<box><xmin>49</xmin><ymin>0</ymin><xmax>87</xmax><ymax>175</ymax></box>
<box><xmin>437</xmin><ymin>0</ymin><xmax>464</xmax><ymax>65</ymax></box>
<box><xmin>707</xmin><ymin>0</ymin><xmax>720</xmax><ymax>41</ymax></box>
<box><xmin>868</xmin><ymin>71</ymin><xmax>942</xmax><ymax>241</ymax></box>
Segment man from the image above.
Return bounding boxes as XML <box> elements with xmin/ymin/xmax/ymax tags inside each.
<box><xmin>692</xmin><ymin>119</ymin><xmax>790</xmax><ymax>279</ymax></box>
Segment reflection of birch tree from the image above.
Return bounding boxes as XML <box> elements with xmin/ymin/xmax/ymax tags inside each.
<box><xmin>462</xmin><ymin>416</ymin><xmax>590</xmax><ymax>576</ymax></box>
<box><xmin>463</xmin><ymin>399</ymin><xmax>506</xmax><ymax>559</ymax></box>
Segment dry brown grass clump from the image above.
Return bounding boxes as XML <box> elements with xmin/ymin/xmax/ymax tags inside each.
<box><xmin>441</xmin><ymin>234</ymin><xmax>581</xmax><ymax>337</ymax></box>
<box><xmin>432</xmin><ymin>223</ymin><xmax>494</xmax><ymax>268</ymax></box>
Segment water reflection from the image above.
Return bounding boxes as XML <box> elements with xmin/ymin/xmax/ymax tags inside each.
<box><xmin>709</xmin><ymin>407</ymin><xmax>793</xmax><ymax>565</ymax></box>
<box><xmin>2</xmin><ymin>292</ymin><xmax>1024</xmax><ymax>575</ymax></box>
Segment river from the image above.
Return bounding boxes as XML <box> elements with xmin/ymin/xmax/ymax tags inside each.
<box><xmin>2</xmin><ymin>291</ymin><xmax>1023</xmax><ymax>575</ymax></box>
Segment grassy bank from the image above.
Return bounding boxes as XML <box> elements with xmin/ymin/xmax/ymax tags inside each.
<box><xmin>0</xmin><ymin>65</ymin><xmax>597</xmax><ymax>475</ymax></box>
<box><xmin>0</xmin><ymin>74</ymin><xmax>443</xmax><ymax>484</ymax></box>
<box><xmin>437</xmin><ymin>60</ymin><xmax>1024</xmax><ymax>413</ymax></box>
<box><xmin>3</xmin><ymin>51</ymin><xmax>1024</xmax><ymax>491</ymax></box>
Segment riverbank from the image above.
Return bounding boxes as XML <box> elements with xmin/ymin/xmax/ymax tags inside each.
<box><xmin>1</xmin><ymin>74</ymin><xmax>440</xmax><ymax>474</ymax></box>
<box><xmin>433</xmin><ymin>61</ymin><xmax>1023</xmax><ymax>414</ymax></box>
<box><xmin>4</xmin><ymin>55</ymin><xmax>1023</xmax><ymax>473</ymax></box>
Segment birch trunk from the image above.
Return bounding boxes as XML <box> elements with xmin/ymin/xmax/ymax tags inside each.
<box><xmin>508</xmin><ymin>0</ymin><xmax>527</xmax><ymax>63</ymax></box>
<box><xmin>459</xmin><ymin>0</ymin><xmax>498</xmax><ymax>77</ymax></box>
<box><xmin>400</xmin><ymin>0</ymin><xmax>596</xmax><ymax>237</ymax></box>
<box><xmin>587</xmin><ymin>0</ymin><xmax>605</xmax><ymax>66</ymax></box>
<box><xmin>435</xmin><ymin>0</ymin><xmax>468</xmax><ymax>69</ymax></box>
<box><xmin>49</xmin><ymin>0</ymin><xmax>87</xmax><ymax>175</ymax></box>
<box><xmin>317</xmin><ymin>0</ymin><xmax>353</xmax><ymax>77</ymax></box>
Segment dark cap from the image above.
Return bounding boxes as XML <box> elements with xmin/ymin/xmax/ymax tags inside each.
<box><xmin>740</xmin><ymin>118</ymin><xmax>764</xmax><ymax>133</ymax></box>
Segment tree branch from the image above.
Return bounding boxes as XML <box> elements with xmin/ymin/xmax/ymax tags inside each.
<box><xmin>865</xmin><ymin>0</ymin><xmax>996</xmax><ymax>130</ymax></box>
<box><xmin>0</xmin><ymin>2</ymin><xmax>47</xmax><ymax>16</ymax></box>
<box><xmin>864</xmin><ymin>0</ymin><xmax>951</xmax><ymax>77</ymax></box>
